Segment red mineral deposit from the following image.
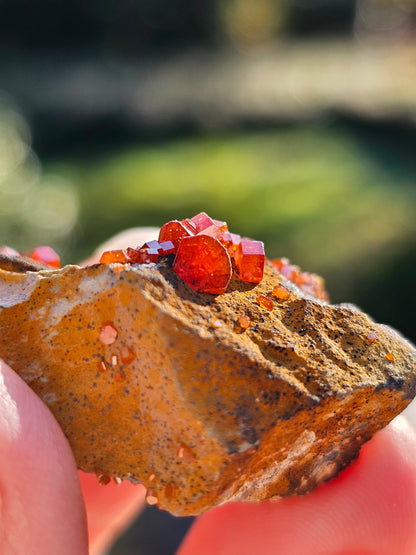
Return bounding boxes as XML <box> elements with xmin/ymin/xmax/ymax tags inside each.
<box><xmin>271</xmin><ymin>285</ymin><xmax>291</xmax><ymax>301</ymax></box>
<box><xmin>99</xmin><ymin>322</ymin><xmax>118</xmax><ymax>345</ymax></box>
<box><xmin>158</xmin><ymin>220</ymin><xmax>195</xmax><ymax>249</ymax></box>
<box><xmin>0</xmin><ymin>246</ymin><xmax>20</xmax><ymax>256</ymax></box>
<box><xmin>30</xmin><ymin>246</ymin><xmax>61</xmax><ymax>268</ymax></box>
<box><xmin>234</xmin><ymin>239</ymin><xmax>265</xmax><ymax>284</ymax></box>
<box><xmin>173</xmin><ymin>235</ymin><xmax>232</xmax><ymax>294</ymax></box>
<box><xmin>191</xmin><ymin>212</ymin><xmax>227</xmax><ymax>234</ymax></box>
<box><xmin>256</xmin><ymin>295</ymin><xmax>274</xmax><ymax>311</ymax></box>
<box><xmin>100</xmin><ymin>250</ymin><xmax>130</xmax><ymax>264</ymax></box>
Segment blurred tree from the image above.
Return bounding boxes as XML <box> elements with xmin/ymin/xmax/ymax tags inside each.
<box><xmin>0</xmin><ymin>0</ymin><xmax>217</xmax><ymax>54</ymax></box>
<box><xmin>354</xmin><ymin>0</ymin><xmax>416</xmax><ymax>42</ymax></box>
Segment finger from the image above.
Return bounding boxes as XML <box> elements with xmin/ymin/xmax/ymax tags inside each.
<box><xmin>178</xmin><ymin>416</ymin><xmax>416</xmax><ymax>555</ymax></box>
<box><xmin>0</xmin><ymin>359</ymin><xmax>88</xmax><ymax>554</ymax></box>
<box><xmin>79</xmin><ymin>471</ymin><xmax>146</xmax><ymax>555</ymax></box>
<box><xmin>82</xmin><ymin>227</ymin><xmax>160</xmax><ymax>266</ymax></box>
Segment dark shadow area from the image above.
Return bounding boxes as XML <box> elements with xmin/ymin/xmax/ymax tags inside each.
<box><xmin>109</xmin><ymin>505</ymin><xmax>194</xmax><ymax>555</ymax></box>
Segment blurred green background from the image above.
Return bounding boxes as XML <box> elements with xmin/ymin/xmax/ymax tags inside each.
<box><xmin>0</xmin><ymin>0</ymin><xmax>415</xmax><ymax>553</ymax></box>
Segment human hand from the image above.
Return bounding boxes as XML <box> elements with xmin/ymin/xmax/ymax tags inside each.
<box><xmin>1</xmin><ymin>228</ymin><xmax>416</xmax><ymax>555</ymax></box>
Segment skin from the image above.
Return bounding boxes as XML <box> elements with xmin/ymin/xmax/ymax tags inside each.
<box><xmin>1</xmin><ymin>228</ymin><xmax>416</xmax><ymax>554</ymax></box>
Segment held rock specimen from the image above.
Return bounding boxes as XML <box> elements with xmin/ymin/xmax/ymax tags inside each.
<box><xmin>0</xmin><ymin>256</ymin><xmax>415</xmax><ymax>515</ymax></box>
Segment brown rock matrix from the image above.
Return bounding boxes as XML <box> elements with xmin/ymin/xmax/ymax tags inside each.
<box><xmin>0</xmin><ymin>255</ymin><xmax>415</xmax><ymax>515</ymax></box>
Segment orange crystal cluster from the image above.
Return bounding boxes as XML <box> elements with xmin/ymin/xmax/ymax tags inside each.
<box><xmin>271</xmin><ymin>258</ymin><xmax>329</xmax><ymax>302</ymax></box>
<box><xmin>0</xmin><ymin>245</ymin><xmax>61</xmax><ymax>269</ymax></box>
<box><xmin>100</xmin><ymin>212</ymin><xmax>266</xmax><ymax>295</ymax></box>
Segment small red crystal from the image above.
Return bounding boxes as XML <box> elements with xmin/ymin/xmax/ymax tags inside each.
<box><xmin>0</xmin><ymin>246</ymin><xmax>20</xmax><ymax>256</ymax></box>
<box><xmin>256</xmin><ymin>295</ymin><xmax>274</xmax><ymax>311</ymax></box>
<box><xmin>99</xmin><ymin>322</ymin><xmax>118</xmax><ymax>345</ymax></box>
<box><xmin>97</xmin><ymin>474</ymin><xmax>112</xmax><ymax>485</ymax></box>
<box><xmin>30</xmin><ymin>246</ymin><xmax>61</xmax><ymax>268</ymax></box>
<box><xmin>238</xmin><ymin>314</ymin><xmax>251</xmax><ymax>329</ymax></box>
<box><xmin>158</xmin><ymin>240</ymin><xmax>176</xmax><ymax>255</ymax></box>
<box><xmin>131</xmin><ymin>244</ymin><xmax>160</xmax><ymax>263</ymax></box>
<box><xmin>119</xmin><ymin>344</ymin><xmax>136</xmax><ymax>365</ymax></box>
<box><xmin>173</xmin><ymin>235</ymin><xmax>232</xmax><ymax>294</ymax></box>
<box><xmin>271</xmin><ymin>258</ymin><xmax>329</xmax><ymax>302</ymax></box>
<box><xmin>234</xmin><ymin>239</ymin><xmax>265</xmax><ymax>284</ymax></box>
<box><xmin>97</xmin><ymin>359</ymin><xmax>108</xmax><ymax>373</ymax></box>
<box><xmin>271</xmin><ymin>258</ymin><xmax>299</xmax><ymax>281</ymax></box>
<box><xmin>146</xmin><ymin>489</ymin><xmax>159</xmax><ymax>505</ymax></box>
<box><xmin>367</xmin><ymin>332</ymin><xmax>378</xmax><ymax>343</ymax></box>
<box><xmin>271</xmin><ymin>285</ymin><xmax>291</xmax><ymax>301</ymax></box>
<box><xmin>191</xmin><ymin>212</ymin><xmax>227</xmax><ymax>234</ymax></box>
<box><xmin>100</xmin><ymin>250</ymin><xmax>130</xmax><ymax>264</ymax></box>
<box><xmin>158</xmin><ymin>220</ymin><xmax>195</xmax><ymax>249</ymax></box>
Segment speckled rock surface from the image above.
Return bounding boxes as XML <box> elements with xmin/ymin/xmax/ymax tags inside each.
<box><xmin>0</xmin><ymin>256</ymin><xmax>415</xmax><ymax>515</ymax></box>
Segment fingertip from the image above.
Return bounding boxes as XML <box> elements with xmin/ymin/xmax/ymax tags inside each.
<box><xmin>0</xmin><ymin>359</ymin><xmax>88</xmax><ymax>554</ymax></box>
<box><xmin>179</xmin><ymin>417</ymin><xmax>416</xmax><ymax>555</ymax></box>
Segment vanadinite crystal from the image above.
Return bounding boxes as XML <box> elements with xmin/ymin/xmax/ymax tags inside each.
<box><xmin>30</xmin><ymin>246</ymin><xmax>61</xmax><ymax>268</ymax></box>
<box><xmin>191</xmin><ymin>212</ymin><xmax>227</xmax><ymax>234</ymax></box>
<box><xmin>173</xmin><ymin>235</ymin><xmax>232</xmax><ymax>294</ymax></box>
<box><xmin>271</xmin><ymin>258</ymin><xmax>329</xmax><ymax>302</ymax></box>
<box><xmin>96</xmin><ymin>211</ymin><xmax>329</xmax><ymax>300</ymax></box>
<box><xmin>0</xmin><ymin>246</ymin><xmax>20</xmax><ymax>256</ymax></box>
<box><xmin>158</xmin><ymin>220</ymin><xmax>196</xmax><ymax>249</ymax></box>
<box><xmin>100</xmin><ymin>250</ymin><xmax>130</xmax><ymax>264</ymax></box>
<box><xmin>234</xmin><ymin>239</ymin><xmax>265</xmax><ymax>284</ymax></box>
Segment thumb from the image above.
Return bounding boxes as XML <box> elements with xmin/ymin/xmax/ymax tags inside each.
<box><xmin>0</xmin><ymin>359</ymin><xmax>88</xmax><ymax>554</ymax></box>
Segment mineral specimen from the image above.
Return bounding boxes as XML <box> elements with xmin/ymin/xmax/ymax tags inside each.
<box><xmin>0</xmin><ymin>213</ymin><xmax>415</xmax><ymax>516</ymax></box>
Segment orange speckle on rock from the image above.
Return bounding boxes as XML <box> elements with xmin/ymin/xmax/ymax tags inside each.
<box><xmin>177</xmin><ymin>443</ymin><xmax>195</xmax><ymax>463</ymax></box>
<box><xmin>119</xmin><ymin>345</ymin><xmax>136</xmax><ymax>365</ymax></box>
<box><xmin>271</xmin><ymin>285</ymin><xmax>291</xmax><ymax>301</ymax></box>
<box><xmin>164</xmin><ymin>482</ymin><xmax>179</xmax><ymax>499</ymax></box>
<box><xmin>97</xmin><ymin>359</ymin><xmax>108</xmax><ymax>373</ymax></box>
<box><xmin>256</xmin><ymin>295</ymin><xmax>274</xmax><ymax>311</ymax></box>
<box><xmin>114</xmin><ymin>369</ymin><xmax>126</xmax><ymax>382</ymax></box>
<box><xmin>148</xmin><ymin>472</ymin><xmax>158</xmax><ymax>482</ymax></box>
<box><xmin>146</xmin><ymin>489</ymin><xmax>159</xmax><ymax>505</ymax></box>
<box><xmin>367</xmin><ymin>332</ymin><xmax>378</xmax><ymax>343</ymax></box>
<box><xmin>99</xmin><ymin>322</ymin><xmax>118</xmax><ymax>345</ymax></box>
<box><xmin>97</xmin><ymin>474</ymin><xmax>111</xmax><ymax>485</ymax></box>
<box><xmin>238</xmin><ymin>314</ymin><xmax>251</xmax><ymax>329</ymax></box>
<box><xmin>386</xmin><ymin>352</ymin><xmax>395</xmax><ymax>362</ymax></box>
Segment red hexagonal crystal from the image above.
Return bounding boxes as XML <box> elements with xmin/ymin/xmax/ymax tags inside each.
<box><xmin>158</xmin><ymin>241</ymin><xmax>176</xmax><ymax>256</ymax></box>
<box><xmin>158</xmin><ymin>220</ymin><xmax>195</xmax><ymax>250</ymax></box>
<box><xmin>100</xmin><ymin>249</ymin><xmax>130</xmax><ymax>264</ymax></box>
<box><xmin>30</xmin><ymin>246</ymin><xmax>61</xmax><ymax>268</ymax></box>
<box><xmin>173</xmin><ymin>235</ymin><xmax>232</xmax><ymax>294</ymax></box>
<box><xmin>221</xmin><ymin>232</ymin><xmax>241</xmax><ymax>257</ymax></box>
<box><xmin>234</xmin><ymin>239</ymin><xmax>265</xmax><ymax>284</ymax></box>
<box><xmin>191</xmin><ymin>212</ymin><xmax>227</xmax><ymax>234</ymax></box>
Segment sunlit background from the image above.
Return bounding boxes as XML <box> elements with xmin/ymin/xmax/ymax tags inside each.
<box><xmin>0</xmin><ymin>1</ymin><xmax>415</xmax><ymax>553</ymax></box>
